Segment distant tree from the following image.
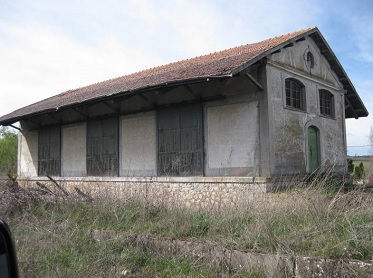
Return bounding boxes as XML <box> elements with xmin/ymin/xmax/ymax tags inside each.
<box><xmin>0</xmin><ymin>127</ymin><xmax>18</xmax><ymax>175</ymax></box>
<box><xmin>347</xmin><ymin>159</ymin><xmax>354</xmax><ymax>174</ymax></box>
<box><xmin>354</xmin><ymin>162</ymin><xmax>365</xmax><ymax>181</ymax></box>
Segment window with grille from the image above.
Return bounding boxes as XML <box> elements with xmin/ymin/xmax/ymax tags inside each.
<box><xmin>87</xmin><ymin>117</ymin><xmax>118</xmax><ymax>176</ymax></box>
<box><xmin>319</xmin><ymin>89</ymin><xmax>334</xmax><ymax>117</ymax></box>
<box><xmin>38</xmin><ymin>126</ymin><xmax>61</xmax><ymax>176</ymax></box>
<box><xmin>157</xmin><ymin>103</ymin><xmax>203</xmax><ymax>176</ymax></box>
<box><xmin>285</xmin><ymin>78</ymin><xmax>305</xmax><ymax>110</ymax></box>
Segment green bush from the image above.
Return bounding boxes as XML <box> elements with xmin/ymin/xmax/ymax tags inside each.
<box><xmin>354</xmin><ymin>162</ymin><xmax>365</xmax><ymax>181</ymax></box>
<box><xmin>0</xmin><ymin>127</ymin><xmax>17</xmax><ymax>175</ymax></box>
<box><xmin>347</xmin><ymin>159</ymin><xmax>354</xmax><ymax>174</ymax></box>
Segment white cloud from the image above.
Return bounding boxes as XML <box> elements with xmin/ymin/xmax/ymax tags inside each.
<box><xmin>3</xmin><ymin>0</ymin><xmax>319</xmax><ymax>119</ymax></box>
<box><xmin>0</xmin><ymin>0</ymin><xmax>372</xmax><ymax>155</ymax></box>
<box><xmin>348</xmin><ymin>15</ymin><xmax>373</xmax><ymax>63</ymax></box>
<box><xmin>0</xmin><ymin>25</ymin><xmax>163</xmax><ymax>116</ymax></box>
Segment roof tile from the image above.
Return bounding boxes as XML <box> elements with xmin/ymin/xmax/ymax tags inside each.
<box><xmin>1</xmin><ymin>27</ymin><xmax>342</xmax><ymax>124</ymax></box>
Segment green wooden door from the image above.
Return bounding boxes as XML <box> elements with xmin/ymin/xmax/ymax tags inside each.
<box><xmin>308</xmin><ymin>126</ymin><xmax>319</xmax><ymax>173</ymax></box>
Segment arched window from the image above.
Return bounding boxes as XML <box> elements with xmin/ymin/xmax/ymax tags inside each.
<box><xmin>285</xmin><ymin>78</ymin><xmax>305</xmax><ymax>110</ymax></box>
<box><xmin>319</xmin><ymin>89</ymin><xmax>334</xmax><ymax>117</ymax></box>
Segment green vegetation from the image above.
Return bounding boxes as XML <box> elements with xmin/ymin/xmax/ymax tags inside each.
<box><xmin>348</xmin><ymin>157</ymin><xmax>371</xmax><ymax>181</ymax></box>
<box><xmin>348</xmin><ymin>159</ymin><xmax>355</xmax><ymax>174</ymax></box>
<box><xmin>354</xmin><ymin>162</ymin><xmax>366</xmax><ymax>181</ymax></box>
<box><xmin>2</xmin><ymin>180</ymin><xmax>373</xmax><ymax>277</ymax></box>
<box><xmin>0</xmin><ymin>127</ymin><xmax>17</xmax><ymax>175</ymax></box>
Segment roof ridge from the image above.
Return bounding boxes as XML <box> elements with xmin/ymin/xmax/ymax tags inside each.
<box><xmin>4</xmin><ymin>26</ymin><xmax>346</xmax><ymax>125</ymax></box>
<box><xmin>96</xmin><ymin>27</ymin><xmax>316</xmax><ymax>80</ymax></box>
<box><xmin>58</xmin><ymin>27</ymin><xmax>317</xmax><ymax>94</ymax></box>
<box><xmin>2</xmin><ymin>27</ymin><xmax>317</xmax><ymax>110</ymax></box>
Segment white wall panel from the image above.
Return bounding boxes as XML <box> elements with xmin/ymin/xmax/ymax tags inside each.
<box><xmin>120</xmin><ymin>112</ymin><xmax>156</xmax><ymax>176</ymax></box>
<box><xmin>62</xmin><ymin>123</ymin><xmax>86</xmax><ymax>177</ymax></box>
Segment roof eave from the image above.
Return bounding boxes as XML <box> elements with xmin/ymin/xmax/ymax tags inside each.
<box><xmin>1</xmin><ymin>27</ymin><xmax>368</xmax><ymax>125</ymax></box>
<box><xmin>308</xmin><ymin>30</ymin><xmax>368</xmax><ymax>118</ymax></box>
<box><xmin>0</xmin><ymin>74</ymin><xmax>233</xmax><ymax>126</ymax></box>
<box><xmin>230</xmin><ymin>28</ymin><xmax>319</xmax><ymax>76</ymax></box>
<box><xmin>230</xmin><ymin>27</ymin><xmax>368</xmax><ymax>119</ymax></box>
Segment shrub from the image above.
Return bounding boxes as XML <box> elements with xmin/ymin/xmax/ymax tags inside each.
<box><xmin>354</xmin><ymin>162</ymin><xmax>365</xmax><ymax>181</ymax></box>
<box><xmin>0</xmin><ymin>127</ymin><xmax>17</xmax><ymax>175</ymax></box>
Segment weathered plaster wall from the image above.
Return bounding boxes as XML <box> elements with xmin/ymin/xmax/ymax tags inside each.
<box><xmin>270</xmin><ymin>37</ymin><xmax>341</xmax><ymax>86</ymax></box>
<box><xmin>120</xmin><ymin>112</ymin><xmax>157</xmax><ymax>176</ymax></box>
<box><xmin>266</xmin><ymin>37</ymin><xmax>346</xmax><ymax>175</ymax></box>
<box><xmin>61</xmin><ymin>123</ymin><xmax>86</xmax><ymax>177</ymax></box>
<box><xmin>205</xmin><ymin>99</ymin><xmax>259</xmax><ymax>176</ymax></box>
<box><xmin>256</xmin><ymin>65</ymin><xmax>271</xmax><ymax>177</ymax></box>
<box><xmin>18</xmin><ymin>128</ymin><xmax>38</xmax><ymax>178</ymax></box>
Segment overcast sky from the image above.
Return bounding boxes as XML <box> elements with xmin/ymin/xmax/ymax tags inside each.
<box><xmin>0</xmin><ymin>0</ymin><xmax>372</xmax><ymax>155</ymax></box>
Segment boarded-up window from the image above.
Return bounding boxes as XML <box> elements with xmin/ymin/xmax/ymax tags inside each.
<box><xmin>157</xmin><ymin>103</ymin><xmax>203</xmax><ymax>176</ymax></box>
<box><xmin>87</xmin><ymin>117</ymin><xmax>118</xmax><ymax>176</ymax></box>
<box><xmin>38</xmin><ymin>126</ymin><xmax>61</xmax><ymax>176</ymax></box>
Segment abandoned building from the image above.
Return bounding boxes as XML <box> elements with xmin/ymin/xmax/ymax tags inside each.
<box><xmin>0</xmin><ymin>27</ymin><xmax>368</xmax><ymax>206</ymax></box>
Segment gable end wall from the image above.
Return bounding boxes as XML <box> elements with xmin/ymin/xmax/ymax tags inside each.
<box><xmin>266</xmin><ymin>38</ymin><xmax>347</xmax><ymax>175</ymax></box>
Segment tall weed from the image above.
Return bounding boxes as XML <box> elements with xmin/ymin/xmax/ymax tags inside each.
<box><xmin>1</xmin><ymin>174</ymin><xmax>373</xmax><ymax>276</ymax></box>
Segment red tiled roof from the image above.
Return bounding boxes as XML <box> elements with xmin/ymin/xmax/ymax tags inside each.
<box><xmin>0</xmin><ymin>27</ymin><xmax>367</xmax><ymax>124</ymax></box>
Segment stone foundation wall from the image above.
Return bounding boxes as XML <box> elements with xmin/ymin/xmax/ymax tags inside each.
<box><xmin>17</xmin><ymin>176</ymin><xmax>271</xmax><ymax>212</ymax></box>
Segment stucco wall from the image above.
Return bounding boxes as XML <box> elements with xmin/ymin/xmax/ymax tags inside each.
<box><xmin>119</xmin><ymin>112</ymin><xmax>157</xmax><ymax>176</ymax></box>
<box><xmin>16</xmin><ymin>38</ymin><xmax>348</xmax><ymax>180</ymax></box>
<box><xmin>205</xmin><ymin>100</ymin><xmax>259</xmax><ymax>176</ymax></box>
<box><xmin>18</xmin><ymin>129</ymin><xmax>38</xmax><ymax>178</ymax></box>
<box><xmin>269</xmin><ymin>37</ymin><xmax>341</xmax><ymax>86</ymax></box>
<box><xmin>61</xmin><ymin>123</ymin><xmax>87</xmax><ymax>177</ymax></box>
<box><xmin>266</xmin><ymin>38</ymin><xmax>346</xmax><ymax>175</ymax></box>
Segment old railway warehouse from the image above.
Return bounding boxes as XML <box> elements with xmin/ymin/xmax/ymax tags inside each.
<box><xmin>0</xmin><ymin>27</ymin><xmax>368</xmax><ymax>209</ymax></box>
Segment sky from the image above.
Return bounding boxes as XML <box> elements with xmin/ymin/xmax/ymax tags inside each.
<box><xmin>0</xmin><ymin>0</ymin><xmax>372</xmax><ymax>156</ymax></box>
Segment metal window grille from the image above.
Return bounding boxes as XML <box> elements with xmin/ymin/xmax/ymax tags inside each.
<box><xmin>157</xmin><ymin>103</ymin><xmax>203</xmax><ymax>176</ymax></box>
<box><xmin>87</xmin><ymin>117</ymin><xmax>118</xmax><ymax>176</ymax></box>
<box><xmin>38</xmin><ymin>126</ymin><xmax>61</xmax><ymax>176</ymax></box>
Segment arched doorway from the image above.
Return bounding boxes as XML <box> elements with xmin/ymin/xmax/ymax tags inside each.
<box><xmin>308</xmin><ymin>126</ymin><xmax>320</xmax><ymax>173</ymax></box>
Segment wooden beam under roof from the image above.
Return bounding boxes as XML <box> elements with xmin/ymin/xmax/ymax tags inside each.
<box><xmin>244</xmin><ymin>73</ymin><xmax>263</xmax><ymax>90</ymax></box>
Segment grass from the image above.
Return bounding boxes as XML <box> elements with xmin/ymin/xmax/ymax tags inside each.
<box><xmin>1</xmin><ymin>177</ymin><xmax>373</xmax><ymax>277</ymax></box>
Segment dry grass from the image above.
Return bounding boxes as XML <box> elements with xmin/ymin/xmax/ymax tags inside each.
<box><xmin>1</xmin><ymin>174</ymin><xmax>372</xmax><ymax>277</ymax></box>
